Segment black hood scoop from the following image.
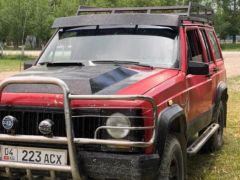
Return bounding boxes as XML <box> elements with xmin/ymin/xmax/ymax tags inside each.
<box><xmin>4</xmin><ymin>65</ymin><xmax>142</xmax><ymax>95</ymax></box>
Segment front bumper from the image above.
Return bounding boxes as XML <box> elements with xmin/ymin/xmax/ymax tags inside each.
<box><xmin>79</xmin><ymin>151</ymin><xmax>160</xmax><ymax>180</ymax></box>
<box><xmin>0</xmin><ymin>151</ymin><xmax>160</xmax><ymax>179</ymax></box>
<box><xmin>0</xmin><ymin>76</ymin><xmax>158</xmax><ymax>179</ymax></box>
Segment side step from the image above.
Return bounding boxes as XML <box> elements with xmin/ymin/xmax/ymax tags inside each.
<box><xmin>187</xmin><ymin>123</ymin><xmax>219</xmax><ymax>155</ymax></box>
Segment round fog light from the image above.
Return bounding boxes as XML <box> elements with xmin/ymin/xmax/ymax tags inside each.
<box><xmin>39</xmin><ymin>119</ymin><xmax>54</xmax><ymax>136</ymax></box>
<box><xmin>106</xmin><ymin>113</ymin><xmax>130</xmax><ymax>139</ymax></box>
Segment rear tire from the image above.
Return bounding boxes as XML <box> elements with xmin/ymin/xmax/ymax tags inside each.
<box><xmin>202</xmin><ymin>101</ymin><xmax>224</xmax><ymax>152</ymax></box>
<box><xmin>157</xmin><ymin>135</ymin><xmax>185</xmax><ymax>180</ymax></box>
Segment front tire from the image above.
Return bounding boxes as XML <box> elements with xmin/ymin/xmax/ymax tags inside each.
<box><xmin>157</xmin><ymin>135</ymin><xmax>185</xmax><ymax>180</ymax></box>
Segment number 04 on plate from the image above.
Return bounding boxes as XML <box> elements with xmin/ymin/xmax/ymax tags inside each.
<box><xmin>0</xmin><ymin>145</ymin><xmax>67</xmax><ymax>166</ymax></box>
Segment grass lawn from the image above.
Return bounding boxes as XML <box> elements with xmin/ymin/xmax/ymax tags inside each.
<box><xmin>221</xmin><ymin>43</ymin><xmax>240</xmax><ymax>51</ymax></box>
<box><xmin>188</xmin><ymin>76</ymin><xmax>240</xmax><ymax>179</ymax></box>
<box><xmin>0</xmin><ymin>56</ymin><xmax>33</xmax><ymax>72</ymax></box>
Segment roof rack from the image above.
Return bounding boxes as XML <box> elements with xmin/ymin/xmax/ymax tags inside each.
<box><xmin>77</xmin><ymin>2</ymin><xmax>213</xmax><ymax>23</ymax></box>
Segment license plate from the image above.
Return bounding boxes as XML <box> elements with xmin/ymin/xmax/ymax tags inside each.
<box><xmin>0</xmin><ymin>145</ymin><xmax>67</xmax><ymax>166</ymax></box>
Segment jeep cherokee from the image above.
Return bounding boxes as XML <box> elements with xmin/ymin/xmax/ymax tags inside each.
<box><xmin>0</xmin><ymin>3</ymin><xmax>228</xmax><ymax>180</ymax></box>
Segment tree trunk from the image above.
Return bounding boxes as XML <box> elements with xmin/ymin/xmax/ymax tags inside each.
<box><xmin>21</xmin><ymin>45</ymin><xmax>25</xmax><ymax>57</ymax></box>
<box><xmin>21</xmin><ymin>11</ymin><xmax>28</xmax><ymax>57</ymax></box>
<box><xmin>0</xmin><ymin>43</ymin><xmax>3</xmax><ymax>56</ymax></box>
<box><xmin>233</xmin><ymin>35</ymin><xmax>237</xmax><ymax>44</ymax></box>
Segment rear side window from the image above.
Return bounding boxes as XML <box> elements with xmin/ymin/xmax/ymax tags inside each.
<box><xmin>200</xmin><ymin>30</ymin><xmax>212</xmax><ymax>62</ymax></box>
<box><xmin>207</xmin><ymin>31</ymin><xmax>221</xmax><ymax>60</ymax></box>
<box><xmin>186</xmin><ymin>30</ymin><xmax>204</xmax><ymax>62</ymax></box>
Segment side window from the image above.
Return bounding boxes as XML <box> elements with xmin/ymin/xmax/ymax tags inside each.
<box><xmin>200</xmin><ymin>30</ymin><xmax>212</xmax><ymax>62</ymax></box>
<box><xmin>207</xmin><ymin>31</ymin><xmax>221</xmax><ymax>60</ymax></box>
<box><xmin>186</xmin><ymin>30</ymin><xmax>204</xmax><ymax>62</ymax></box>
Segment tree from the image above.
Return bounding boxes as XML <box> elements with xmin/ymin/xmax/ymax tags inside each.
<box><xmin>0</xmin><ymin>0</ymin><xmax>239</xmax><ymax>47</ymax></box>
<box><xmin>32</xmin><ymin>0</ymin><xmax>54</xmax><ymax>48</ymax></box>
<box><xmin>53</xmin><ymin>0</ymin><xmax>80</xmax><ymax>17</ymax></box>
<box><xmin>0</xmin><ymin>1</ymin><xmax>10</xmax><ymax>44</ymax></box>
<box><xmin>216</xmin><ymin>0</ymin><xmax>240</xmax><ymax>43</ymax></box>
<box><xmin>0</xmin><ymin>0</ymin><xmax>35</xmax><ymax>49</ymax></box>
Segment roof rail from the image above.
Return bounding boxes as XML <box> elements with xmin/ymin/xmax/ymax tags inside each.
<box><xmin>77</xmin><ymin>5</ymin><xmax>189</xmax><ymax>15</ymax></box>
<box><xmin>187</xmin><ymin>2</ymin><xmax>213</xmax><ymax>21</ymax></box>
<box><xmin>77</xmin><ymin>2</ymin><xmax>213</xmax><ymax>23</ymax></box>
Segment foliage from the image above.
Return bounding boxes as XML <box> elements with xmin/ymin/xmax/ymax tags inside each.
<box><xmin>221</xmin><ymin>43</ymin><xmax>240</xmax><ymax>51</ymax></box>
<box><xmin>0</xmin><ymin>0</ymin><xmax>239</xmax><ymax>47</ymax></box>
<box><xmin>214</xmin><ymin>0</ymin><xmax>240</xmax><ymax>43</ymax></box>
<box><xmin>0</xmin><ymin>0</ymin><xmax>54</xmax><ymax>47</ymax></box>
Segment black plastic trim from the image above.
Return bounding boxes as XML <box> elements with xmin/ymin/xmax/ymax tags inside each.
<box><xmin>215</xmin><ymin>81</ymin><xmax>228</xmax><ymax>127</ymax></box>
<box><xmin>156</xmin><ymin>104</ymin><xmax>186</xmax><ymax>158</ymax></box>
<box><xmin>52</xmin><ymin>14</ymin><xmax>180</xmax><ymax>29</ymax></box>
<box><xmin>187</xmin><ymin>107</ymin><xmax>213</xmax><ymax>138</ymax></box>
<box><xmin>78</xmin><ymin>151</ymin><xmax>159</xmax><ymax>180</ymax></box>
<box><xmin>215</xmin><ymin>81</ymin><xmax>228</xmax><ymax>105</ymax></box>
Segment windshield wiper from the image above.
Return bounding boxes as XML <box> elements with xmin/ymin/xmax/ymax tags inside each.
<box><xmin>91</xmin><ymin>60</ymin><xmax>153</xmax><ymax>68</ymax></box>
<box><xmin>39</xmin><ymin>62</ymin><xmax>85</xmax><ymax>66</ymax></box>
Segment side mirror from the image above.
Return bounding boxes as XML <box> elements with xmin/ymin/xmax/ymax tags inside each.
<box><xmin>24</xmin><ymin>60</ymin><xmax>35</xmax><ymax>70</ymax></box>
<box><xmin>188</xmin><ymin>61</ymin><xmax>209</xmax><ymax>75</ymax></box>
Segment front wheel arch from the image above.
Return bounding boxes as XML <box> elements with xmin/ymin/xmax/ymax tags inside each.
<box><xmin>156</xmin><ymin>104</ymin><xmax>187</xmax><ymax>157</ymax></box>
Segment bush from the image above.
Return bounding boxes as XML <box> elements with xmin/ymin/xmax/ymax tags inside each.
<box><xmin>220</xmin><ymin>43</ymin><xmax>240</xmax><ymax>51</ymax></box>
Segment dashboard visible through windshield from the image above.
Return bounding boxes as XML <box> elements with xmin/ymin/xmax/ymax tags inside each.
<box><xmin>38</xmin><ymin>26</ymin><xmax>179</xmax><ymax>68</ymax></box>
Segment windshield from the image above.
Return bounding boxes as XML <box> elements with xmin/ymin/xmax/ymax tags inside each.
<box><xmin>38</xmin><ymin>26</ymin><xmax>179</xmax><ymax>68</ymax></box>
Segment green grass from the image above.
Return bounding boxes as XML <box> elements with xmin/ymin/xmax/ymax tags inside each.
<box><xmin>0</xmin><ymin>56</ymin><xmax>33</xmax><ymax>72</ymax></box>
<box><xmin>221</xmin><ymin>43</ymin><xmax>240</xmax><ymax>51</ymax></box>
<box><xmin>187</xmin><ymin>76</ymin><xmax>240</xmax><ymax>179</ymax></box>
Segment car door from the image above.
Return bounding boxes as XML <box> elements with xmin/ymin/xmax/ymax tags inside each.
<box><xmin>200</xmin><ymin>28</ymin><xmax>219</xmax><ymax>100</ymax></box>
<box><xmin>185</xmin><ymin>27</ymin><xmax>213</xmax><ymax>137</ymax></box>
<box><xmin>205</xmin><ymin>30</ymin><xmax>226</xmax><ymax>96</ymax></box>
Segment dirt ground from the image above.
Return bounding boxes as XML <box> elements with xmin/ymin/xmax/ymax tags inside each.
<box><xmin>0</xmin><ymin>71</ymin><xmax>19</xmax><ymax>79</ymax></box>
<box><xmin>222</xmin><ymin>51</ymin><xmax>240</xmax><ymax>77</ymax></box>
<box><xmin>0</xmin><ymin>51</ymin><xmax>240</xmax><ymax>78</ymax></box>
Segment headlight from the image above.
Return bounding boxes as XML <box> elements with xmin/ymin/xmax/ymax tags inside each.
<box><xmin>106</xmin><ymin>113</ymin><xmax>131</xmax><ymax>139</ymax></box>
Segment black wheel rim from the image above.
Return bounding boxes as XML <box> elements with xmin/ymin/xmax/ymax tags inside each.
<box><xmin>169</xmin><ymin>154</ymin><xmax>179</xmax><ymax>180</ymax></box>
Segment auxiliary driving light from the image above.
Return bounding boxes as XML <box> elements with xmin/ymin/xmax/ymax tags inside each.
<box><xmin>2</xmin><ymin>115</ymin><xmax>18</xmax><ymax>134</ymax></box>
<box><xmin>39</xmin><ymin>119</ymin><xmax>54</xmax><ymax>136</ymax></box>
<box><xmin>106</xmin><ymin>113</ymin><xmax>131</xmax><ymax>139</ymax></box>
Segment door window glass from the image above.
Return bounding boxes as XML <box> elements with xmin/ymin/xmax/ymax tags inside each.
<box><xmin>186</xmin><ymin>30</ymin><xmax>204</xmax><ymax>62</ymax></box>
<box><xmin>207</xmin><ymin>31</ymin><xmax>221</xmax><ymax>60</ymax></box>
<box><xmin>201</xmin><ymin>30</ymin><xmax>212</xmax><ymax>62</ymax></box>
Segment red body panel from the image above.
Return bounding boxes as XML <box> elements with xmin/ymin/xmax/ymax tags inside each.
<box><xmin>0</xmin><ymin>24</ymin><xmax>226</xmax><ymax>154</ymax></box>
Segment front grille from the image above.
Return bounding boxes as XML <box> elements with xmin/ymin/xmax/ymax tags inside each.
<box><xmin>0</xmin><ymin>106</ymin><xmax>102</xmax><ymax>138</ymax></box>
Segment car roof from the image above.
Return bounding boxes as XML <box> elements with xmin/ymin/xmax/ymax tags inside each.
<box><xmin>52</xmin><ymin>3</ymin><xmax>213</xmax><ymax>29</ymax></box>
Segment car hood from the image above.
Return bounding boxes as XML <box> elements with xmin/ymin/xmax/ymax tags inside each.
<box><xmin>3</xmin><ymin>65</ymin><xmax>178</xmax><ymax>95</ymax></box>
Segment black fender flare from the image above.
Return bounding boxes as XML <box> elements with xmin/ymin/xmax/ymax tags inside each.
<box><xmin>215</xmin><ymin>81</ymin><xmax>228</xmax><ymax>106</ymax></box>
<box><xmin>214</xmin><ymin>81</ymin><xmax>228</xmax><ymax>127</ymax></box>
<box><xmin>156</xmin><ymin>104</ymin><xmax>187</xmax><ymax>158</ymax></box>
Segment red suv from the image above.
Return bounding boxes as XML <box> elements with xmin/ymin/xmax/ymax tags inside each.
<box><xmin>0</xmin><ymin>3</ymin><xmax>228</xmax><ymax>180</ymax></box>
